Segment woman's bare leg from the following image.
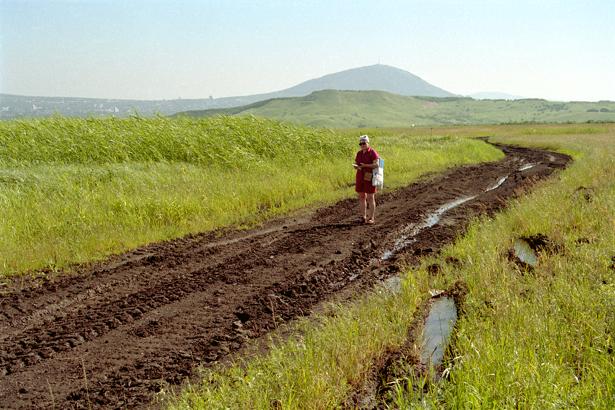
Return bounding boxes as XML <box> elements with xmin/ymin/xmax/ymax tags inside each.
<box><xmin>366</xmin><ymin>193</ymin><xmax>376</xmax><ymax>222</ymax></box>
<box><xmin>358</xmin><ymin>192</ymin><xmax>367</xmax><ymax>220</ymax></box>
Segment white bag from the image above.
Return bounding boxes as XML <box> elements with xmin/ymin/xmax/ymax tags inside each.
<box><xmin>372</xmin><ymin>158</ymin><xmax>384</xmax><ymax>188</ymax></box>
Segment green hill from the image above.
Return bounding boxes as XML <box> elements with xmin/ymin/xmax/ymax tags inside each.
<box><xmin>176</xmin><ymin>90</ymin><xmax>615</xmax><ymax>127</ymax></box>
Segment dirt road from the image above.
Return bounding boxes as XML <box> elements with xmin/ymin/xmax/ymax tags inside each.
<box><xmin>0</xmin><ymin>142</ymin><xmax>569</xmax><ymax>409</ymax></box>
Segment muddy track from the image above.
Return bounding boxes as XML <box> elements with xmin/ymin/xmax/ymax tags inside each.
<box><xmin>0</xmin><ymin>143</ymin><xmax>570</xmax><ymax>409</ymax></box>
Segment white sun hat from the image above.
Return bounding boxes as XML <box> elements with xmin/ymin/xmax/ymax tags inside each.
<box><xmin>359</xmin><ymin>135</ymin><xmax>370</xmax><ymax>144</ymax></box>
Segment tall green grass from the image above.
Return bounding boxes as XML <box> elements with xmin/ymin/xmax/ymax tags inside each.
<box><xmin>0</xmin><ymin>115</ymin><xmax>341</xmax><ymax>167</ymax></box>
<box><xmin>169</xmin><ymin>124</ymin><xmax>614</xmax><ymax>409</ymax></box>
<box><xmin>391</xmin><ymin>126</ymin><xmax>614</xmax><ymax>408</ymax></box>
<box><xmin>0</xmin><ymin>116</ymin><xmax>502</xmax><ymax>277</ymax></box>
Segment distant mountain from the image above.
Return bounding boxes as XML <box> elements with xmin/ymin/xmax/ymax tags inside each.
<box><xmin>470</xmin><ymin>91</ymin><xmax>525</xmax><ymax>100</ymax></box>
<box><xmin>176</xmin><ymin>89</ymin><xmax>615</xmax><ymax>128</ymax></box>
<box><xmin>271</xmin><ymin>64</ymin><xmax>455</xmax><ymax>98</ymax></box>
<box><xmin>0</xmin><ymin>65</ymin><xmax>454</xmax><ymax>119</ymax></box>
<box><xmin>199</xmin><ymin>64</ymin><xmax>455</xmax><ymax>109</ymax></box>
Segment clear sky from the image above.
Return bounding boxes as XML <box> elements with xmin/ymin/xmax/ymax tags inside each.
<box><xmin>1</xmin><ymin>0</ymin><xmax>614</xmax><ymax>101</ymax></box>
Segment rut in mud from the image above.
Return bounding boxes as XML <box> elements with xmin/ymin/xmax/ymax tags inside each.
<box><xmin>0</xmin><ymin>143</ymin><xmax>570</xmax><ymax>409</ymax></box>
<box><xmin>346</xmin><ymin>282</ymin><xmax>468</xmax><ymax>409</ymax></box>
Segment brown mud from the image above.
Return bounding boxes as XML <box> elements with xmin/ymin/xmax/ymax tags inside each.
<box><xmin>0</xmin><ymin>143</ymin><xmax>570</xmax><ymax>409</ymax></box>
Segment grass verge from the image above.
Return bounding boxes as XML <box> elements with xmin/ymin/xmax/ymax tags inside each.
<box><xmin>390</xmin><ymin>125</ymin><xmax>614</xmax><ymax>408</ymax></box>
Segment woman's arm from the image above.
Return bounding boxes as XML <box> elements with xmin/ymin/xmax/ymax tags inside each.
<box><xmin>359</xmin><ymin>160</ymin><xmax>379</xmax><ymax>169</ymax></box>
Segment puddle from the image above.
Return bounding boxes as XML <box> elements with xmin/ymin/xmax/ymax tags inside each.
<box><xmin>420</xmin><ymin>296</ymin><xmax>458</xmax><ymax>368</ymax></box>
<box><xmin>518</xmin><ymin>163</ymin><xmax>536</xmax><ymax>171</ymax></box>
<box><xmin>381</xmin><ymin>250</ymin><xmax>394</xmax><ymax>260</ymax></box>
<box><xmin>381</xmin><ymin>276</ymin><xmax>402</xmax><ymax>293</ymax></box>
<box><xmin>349</xmin><ymin>283</ymin><xmax>467</xmax><ymax>407</ymax></box>
<box><xmin>424</xmin><ymin>196</ymin><xmax>476</xmax><ymax>227</ymax></box>
<box><xmin>512</xmin><ymin>238</ymin><xmax>539</xmax><ymax>267</ymax></box>
<box><xmin>382</xmin><ymin>196</ymin><xmax>476</xmax><ymax>260</ymax></box>
<box><xmin>485</xmin><ymin>175</ymin><xmax>508</xmax><ymax>192</ymax></box>
<box><xmin>381</xmin><ymin>232</ymin><xmax>417</xmax><ymax>260</ymax></box>
<box><xmin>510</xmin><ymin>234</ymin><xmax>562</xmax><ymax>270</ymax></box>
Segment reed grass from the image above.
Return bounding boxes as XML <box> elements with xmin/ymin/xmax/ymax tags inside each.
<box><xmin>0</xmin><ymin>116</ymin><xmax>501</xmax><ymax>277</ymax></box>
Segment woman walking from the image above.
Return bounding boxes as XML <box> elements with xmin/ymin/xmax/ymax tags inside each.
<box><xmin>354</xmin><ymin>135</ymin><xmax>380</xmax><ymax>224</ymax></box>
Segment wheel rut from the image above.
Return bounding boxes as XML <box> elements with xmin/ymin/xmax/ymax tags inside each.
<box><xmin>0</xmin><ymin>142</ymin><xmax>570</xmax><ymax>409</ymax></box>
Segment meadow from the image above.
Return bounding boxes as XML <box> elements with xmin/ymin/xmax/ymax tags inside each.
<box><xmin>0</xmin><ymin>115</ymin><xmax>501</xmax><ymax>277</ymax></box>
<box><xmin>180</xmin><ymin>89</ymin><xmax>615</xmax><ymax>128</ymax></box>
<box><xmin>170</xmin><ymin>123</ymin><xmax>614</xmax><ymax>409</ymax></box>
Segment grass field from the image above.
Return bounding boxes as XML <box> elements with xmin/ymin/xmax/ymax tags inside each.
<box><xmin>178</xmin><ymin>90</ymin><xmax>615</xmax><ymax>128</ymax></box>
<box><xmin>169</xmin><ymin>123</ymin><xmax>614</xmax><ymax>409</ymax></box>
<box><xmin>0</xmin><ymin>116</ymin><xmax>502</xmax><ymax>277</ymax></box>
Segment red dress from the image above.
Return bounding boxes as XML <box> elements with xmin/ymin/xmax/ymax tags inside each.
<box><xmin>355</xmin><ymin>148</ymin><xmax>380</xmax><ymax>194</ymax></box>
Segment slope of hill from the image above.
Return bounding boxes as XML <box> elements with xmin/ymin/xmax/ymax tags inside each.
<box><xmin>0</xmin><ymin>65</ymin><xmax>453</xmax><ymax>119</ymax></box>
<box><xmin>176</xmin><ymin>90</ymin><xmax>615</xmax><ymax>127</ymax></box>
<box><xmin>470</xmin><ymin>91</ymin><xmax>525</xmax><ymax>100</ymax></box>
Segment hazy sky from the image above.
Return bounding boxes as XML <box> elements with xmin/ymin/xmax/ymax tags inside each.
<box><xmin>1</xmin><ymin>0</ymin><xmax>614</xmax><ymax>101</ymax></box>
